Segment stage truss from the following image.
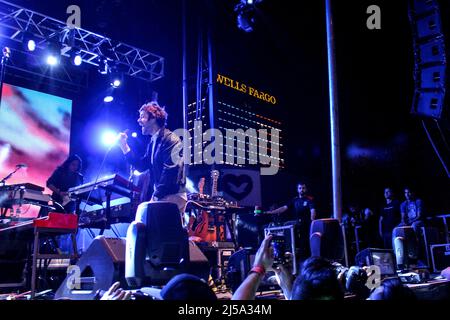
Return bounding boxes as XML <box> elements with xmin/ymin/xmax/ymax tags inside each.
<box><xmin>0</xmin><ymin>0</ymin><xmax>164</xmax><ymax>86</ymax></box>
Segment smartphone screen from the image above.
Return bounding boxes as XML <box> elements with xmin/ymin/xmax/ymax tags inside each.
<box><xmin>271</xmin><ymin>234</ymin><xmax>286</xmax><ymax>265</ymax></box>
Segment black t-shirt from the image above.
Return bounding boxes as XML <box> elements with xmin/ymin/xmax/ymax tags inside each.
<box><xmin>284</xmin><ymin>196</ymin><xmax>315</xmax><ymax>228</ymax></box>
<box><xmin>380</xmin><ymin>199</ymin><xmax>401</xmax><ymax>234</ymax></box>
<box><xmin>47</xmin><ymin>167</ymin><xmax>83</xmax><ymax>203</ymax></box>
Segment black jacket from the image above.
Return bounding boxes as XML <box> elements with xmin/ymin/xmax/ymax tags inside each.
<box><xmin>126</xmin><ymin>128</ymin><xmax>186</xmax><ymax>200</ymax></box>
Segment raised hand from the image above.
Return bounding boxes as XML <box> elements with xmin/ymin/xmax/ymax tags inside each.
<box><xmin>100</xmin><ymin>281</ymin><xmax>132</xmax><ymax>300</ymax></box>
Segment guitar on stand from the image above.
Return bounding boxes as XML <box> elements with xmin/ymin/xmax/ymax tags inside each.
<box><xmin>187</xmin><ymin>178</ymin><xmax>209</xmax><ymax>242</ymax></box>
<box><xmin>210</xmin><ymin>170</ymin><xmax>226</xmax><ymax>242</ymax></box>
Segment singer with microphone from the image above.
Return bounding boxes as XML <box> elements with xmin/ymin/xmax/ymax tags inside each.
<box><xmin>44</xmin><ymin>154</ymin><xmax>84</xmax><ymax>215</ymax></box>
<box><xmin>118</xmin><ymin>101</ymin><xmax>186</xmax><ymax>224</ymax></box>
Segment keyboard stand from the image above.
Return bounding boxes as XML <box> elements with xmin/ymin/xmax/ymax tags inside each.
<box><xmin>31</xmin><ymin>226</ymin><xmax>78</xmax><ymax>299</ymax></box>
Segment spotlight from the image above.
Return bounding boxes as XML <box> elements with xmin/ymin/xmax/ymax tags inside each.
<box><xmin>45</xmin><ymin>40</ymin><xmax>61</xmax><ymax>66</ymax></box>
<box><xmin>133</xmin><ymin>170</ymin><xmax>142</xmax><ymax>176</ymax></box>
<box><xmin>101</xmin><ymin>131</ymin><xmax>119</xmax><ymax>147</ymax></box>
<box><xmin>98</xmin><ymin>57</ymin><xmax>109</xmax><ymax>75</ymax></box>
<box><xmin>104</xmin><ymin>95</ymin><xmax>114</xmax><ymax>103</ymax></box>
<box><xmin>27</xmin><ymin>40</ymin><xmax>36</xmax><ymax>52</ymax></box>
<box><xmin>70</xmin><ymin>51</ymin><xmax>82</xmax><ymax>66</ymax></box>
<box><xmin>111</xmin><ymin>78</ymin><xmax>121</xmax><ymax>88</ymax></box>
<box><xmin>131</xmin><ymin>132</ymin><xmax>138</xmax><ymax>138</ymax></box>
<box><xmin>22</xmin><ymin>32</ymin><xmax>36</xmax><ymax>52</ymax></box>
<box><xmin>46</xmin><ymin>55</ymin><xmax>59</xmax><ymax>66</ymax></box>
<box><xmin>235</xmin><ymin>1</ymin><xmax>256</xmax><ymax>33</ymax></box>
<box><xmin>109</xmin><ymin>67</ymin><xmax>123</xmax><ymax>88</ymax></box>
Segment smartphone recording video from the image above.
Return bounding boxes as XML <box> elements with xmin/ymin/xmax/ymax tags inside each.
<box><xmin>271</xmin><ymin>234</ymin><xmax>287</xmax><ymax>266</ymax></box>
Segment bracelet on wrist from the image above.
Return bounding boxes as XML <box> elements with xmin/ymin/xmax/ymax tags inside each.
<box><xmin>249</xmin><ymin>265</ymin><xmax>266</xmax><ymax>277</ymax></box>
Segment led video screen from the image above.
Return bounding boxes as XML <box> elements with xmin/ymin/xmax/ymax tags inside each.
<box><xmin>0</xmin><ymin>84</ymin><xmax>72</xmax><ymax>217</ymax></box>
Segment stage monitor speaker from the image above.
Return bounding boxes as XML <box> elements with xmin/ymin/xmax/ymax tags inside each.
<box><xmin>310</xmin><ymin>219</ymin><xmax>345</xmax><ymax>263</ymax></box>
<box><xmin>430</xmin><ymin>243</ymin><xmax>450</xmax><ymax>273</ymax></box>
<box><xmin>355</xmin><ymin>248</ymin><xmax>397</xmax><ymax>278</ymax></box>
<box><xmin>55</xmin><ymin>236</ymin><xmax>126</xmax><ymax>300</ymax></box>
<box><xmin>186</xmin><ymin>240</ymin><xmax>211</xmax><ymax>282</ymax></box>
<box><xmin>0</xmin><ymin>231</ymin><xmax>29</xmax><ymax>287</ymax></box>
<box><xmin>235</xmin><ymin>213</ymin><xmax>269</xmax><ymax>249</ymax></box>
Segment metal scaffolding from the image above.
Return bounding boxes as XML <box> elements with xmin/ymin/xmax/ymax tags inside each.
<box><xmin>0</xmin><ymin>0</ymin><xmax>164</xmax><ymax>83</ymax></box>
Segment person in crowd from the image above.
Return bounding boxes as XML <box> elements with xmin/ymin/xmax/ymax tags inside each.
<box><xmin>287</xmin><ymin>256</ymin><xmax>344</xmax><ymax>300</ymax></box>
<box><xmin>232</xmin><ymin>234</ymin><xmax>344</xmax><ymax>300</ymax></box>
<box><xmin>379</xmin><ymin>187</ymin><xmax>401</xmax><ymax>249</ymax></box>
<box><xmin>231</xmin><ymin>234</ymin><xmax>274</xmax><ymax>300</ymax></box>
<box><xmin>367</xmin><ymin>278</ymin><xmax>416</xmax><ymax>300</ymax></box>
<box><xmin>397</xmin><ymin>187</ymin><xmax>427</xmax><ymax>265</ymax></box>
<box><xmin>399</xmin><ymin>187</ymin><xmax>425</xmax><ymax>234</ymax></box>
<box><xmin>100</xmin><ymin>282</ymin><xmax>132</xmax><ymax>300</ymax></box>
<box><xmin>441</xmin><ymin>267</ymin><xmax>450</xmax><ymax>280</ymax></box>
<box><xmin>159</xmin><ymin>273</ymin><xmax>217</xmax><ymax>300</ymax></box>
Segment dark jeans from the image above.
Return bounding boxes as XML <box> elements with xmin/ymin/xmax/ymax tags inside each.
<box><xmin>382</xmin><ymin>232</ymin><xmax>393</xmax><ymax>249</ymax></box>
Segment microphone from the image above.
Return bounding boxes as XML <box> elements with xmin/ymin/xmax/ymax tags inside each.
<box><xmin>16</xmin><ymin>163</ymin><xmax>27</xmax><ymax>168</ymax></box>
<box><xmin>2</xmin><ymin>47</ymin><xmax>11</xmax><ymax>59</ymax></box>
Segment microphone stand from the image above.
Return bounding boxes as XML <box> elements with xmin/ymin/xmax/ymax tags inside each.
<box><xmin>0</xmin><ymin>166</ymin><xmax>24</xmax><ymax>186</ymax></box>
<box><xmin>79</xmin><ymin>143</ymin><xmax>117</xmax><ymax>236</ymax></box>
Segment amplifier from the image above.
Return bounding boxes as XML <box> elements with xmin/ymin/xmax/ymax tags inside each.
<box><xmin>430</xmin><ymin>243</ymin><xmax>450</xmax><ymax>273</ymax></box>
<box><xmin>197</xmin><ymin>243</ymin><xmax>235</xmax><ymax>282</ymax></box>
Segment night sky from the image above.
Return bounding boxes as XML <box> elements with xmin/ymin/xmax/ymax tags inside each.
<box><xmin>3</xmin><ymin>0</ymin><xmax>449</xmax><ymax>215</ymax></box>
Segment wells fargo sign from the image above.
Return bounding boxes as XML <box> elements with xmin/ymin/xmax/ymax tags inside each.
<box><xmin>216</xmin><ymin>74</ymin><xmax>277</xmax><ymax>105</ymax></box>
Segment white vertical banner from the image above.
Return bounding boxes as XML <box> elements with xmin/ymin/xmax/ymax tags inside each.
<box><xmin>220</xmin><ymin>168</ymin><xmax>261</xmax><ymax>207</ymax></box>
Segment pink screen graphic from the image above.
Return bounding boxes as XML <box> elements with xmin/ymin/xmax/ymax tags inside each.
<box><xmin>0</xmin><ymin>84</ymin><xmax>72</xmax><ymax>218</ymax></box>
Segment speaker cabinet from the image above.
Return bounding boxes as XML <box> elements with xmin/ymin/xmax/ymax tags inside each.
<box><xmin>186</xmin><ymin>241</ymin><xmax>211</xmax><ymax>282</ymax></box>
<box><xmin>55</xmin><ymin>236</ymin><xmax>126</xmax><ymax>300</ymax></box>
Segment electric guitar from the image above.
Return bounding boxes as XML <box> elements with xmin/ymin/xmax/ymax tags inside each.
<box><xmin>188</xmin><ymin>178</ymin><xmax>209</xmax><ymax>241</ymax></box>
<box><xmin>211</xmin><ymin>170</ymin><xmax>220</xmax><ymax>198</ymax></box>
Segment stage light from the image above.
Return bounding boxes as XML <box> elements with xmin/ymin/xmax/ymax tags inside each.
<box><xmin>46</xmin><ymin>55</ymin><xmax>59</xmax><ymax>66</ymax></box>
<box><xmin>133</xmin><ymin>170</ymin><xmax>142</xmax><ymax>176</ymax></box>
<box><xmin>237</xmin><ymin>11</ymin><xmax>255</xmax><ymax>32</ymax></box>
<box><xmin>22</xmin><ymin>32</ymin><xmax>36</xmax><ymax>52</ymax></box>
<box><xmin>104</xmin><ymin>95</ymin><xmax>114</xmax><ymax>103</ymax></box>
<box><xmin>98</xmin><ymin>57</ymin><xmax>109</xmax><ymax>75</ymax></box>
<box><xmin>111</xmin><ymin>79</ymin><xmax>121</xmax><ymax>88</ymax></box>
<box><xmin>70</xmin><ymin>51</ymin><xmax>82</xmax><ymax>66</ymax></box>
<box><xmin>109</xmin><ymin>67</ymin><xmax>123</xmax><ymax>88</ymax></box>
<box><xmin>45</xmin><ymin>40</ymin><xmax>61</xmax><ymax>66</ymax></box>
<box><xmin>74</xmin><ymin>55</ymin><xmax>82</xmax><ymax>66</ymax></box>
<box><xmin>131</xmin><ymin>132</ymin><xmax>138</xmax><ymax>138</ymax></box>
<box><xmin>234</xmin><ymin>2</ymin><xmax>256</xmax><ymax>33</ymax></box>
<box><xmin>27</xmin><ymin>40</ymin><xmax>36</xmax><ymax>52</ymax></box>
<box><xmin>101</xmin><ymin>131</ymin><xmax>118</xmax><ymax>147</ymax></box>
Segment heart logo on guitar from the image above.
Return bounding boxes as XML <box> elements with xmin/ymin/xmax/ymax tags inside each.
<box><xmin>222</xmin><ymin>174</ymin><xmax>253</xmax><ymax>201</ymax></box>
